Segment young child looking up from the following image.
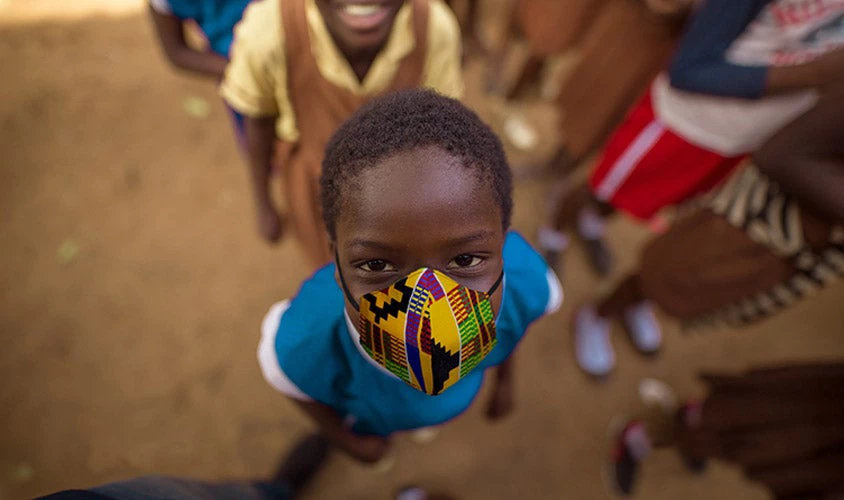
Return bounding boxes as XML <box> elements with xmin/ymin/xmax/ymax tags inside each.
<box><xmin>220</xmin><ymin>0</ymin><xmax>464</xmax><ymax>268</ymax></box>
<box><xmin>258</xmin><ymin>90</ymin><xmax>562</xmax><ymax>463</ymax></box>
<box><xmin>148</xmin><ymin>0</ymin><xmax>253</xmax><ymax>146</ymax></box>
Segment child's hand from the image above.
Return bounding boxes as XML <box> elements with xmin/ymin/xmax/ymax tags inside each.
<box><xmin>344</xmin><ymin>434</ymin><xmax>391</xmax><ymax>464</ymax></box>
<box><xmin>291</xmin><ymin>400</ymin><xmax>391</xmax><ymax>465</ymax></box>
<box><xmin>486</xmin><ymin>378</ymin><xmax>514</xmax><ymax>421</ymax></box>
<box><xmin>815</xmin><ymin>47</ymin><xmax>844</xmax><ymax>89</ymax></box>
<box><xmin>257</xmin><ymin>205</ymin><xmax>284</xmax><ymax>244</ymax></box>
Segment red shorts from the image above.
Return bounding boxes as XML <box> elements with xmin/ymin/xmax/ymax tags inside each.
<box><xmin>588</xmin><ymin>90</ymin><xmax>744</xmax><ymax>220</ymax></box>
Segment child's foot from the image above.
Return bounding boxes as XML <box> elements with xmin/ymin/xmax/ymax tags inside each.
<box><xmin>574</xmin><ymin>306</ymin><xmax>615</xmax><ymax>378</ymax></box>
<box><xmin>272</xmin><ymin>433</ymin><xmax>330</xmax><ymax>494</ymax></box>
<box><xmin>577</xmin><ymin>207</ymin><xmax>613</xmax><ymax>277</ymax></box>
<box><xmin>606</xmin><ymin>420</ymin><xmax>651</xmax><ymax>496</ymax></box>
<box><xmin>622</xmin><ymin>301</ymin><xmax>662</xmax><ymax>356</ymax></box>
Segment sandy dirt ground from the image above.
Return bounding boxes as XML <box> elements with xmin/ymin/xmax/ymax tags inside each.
<box><xmin>1</xmin><ymin>1</ymin><xmax>842</xmax><ymax>499</ymax></box>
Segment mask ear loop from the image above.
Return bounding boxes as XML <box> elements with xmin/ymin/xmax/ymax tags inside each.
<box><xmin>335</xmin><ymin>250</ymin><xmax>360</xmax><ymax>311</ymax></box>
<box><xmin>487</xmin><ymin>269</ymin><xmax>505</xmax><ymax>297</ymax></box>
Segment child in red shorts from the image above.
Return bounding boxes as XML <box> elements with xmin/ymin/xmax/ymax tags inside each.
<box><xmin>541</xmin><ymin>0</ymin><xmax>844</xmax><ymax>377</ymax></box>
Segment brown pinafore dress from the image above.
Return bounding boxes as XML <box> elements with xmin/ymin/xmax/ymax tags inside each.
<box><xmin>557</xmin><ymin>0</ymin><xmax>686</xmax><ymax>160</ymax></box>
<box><xmin>516</xmin><ymin>0</ymin><xmax>601</xmax><ymax>57</ymax></box>
<box><xmin>275</xmin><ymin>0</ymin><xmax>429</xmax><ymax>268</ymax></box>
<box><xmin>679</xmin><ymin>362</ymin><xmax>844</xmax><ymax>500</ymax></box>
<box><xmin>638</xmin><ymin>163</ymin><xmax>843</xmax><ymax>326</ymax></box>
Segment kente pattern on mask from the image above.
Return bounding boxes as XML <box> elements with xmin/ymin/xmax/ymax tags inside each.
<box><xmin>358</xmin><ymin>268</ymin><xmax>497</xmax><ymax>395</ymax></box>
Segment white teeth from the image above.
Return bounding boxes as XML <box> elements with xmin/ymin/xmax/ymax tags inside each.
<box><xmin>343</xmin><ymin>4</ymin><xmax>382</xmax><ymax>16</ymax></box>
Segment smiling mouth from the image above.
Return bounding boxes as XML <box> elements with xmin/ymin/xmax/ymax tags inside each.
<box><xmin>337</xmin><ymin>2</ymin><xmax>393</xmax><ymax>33</ymax></box>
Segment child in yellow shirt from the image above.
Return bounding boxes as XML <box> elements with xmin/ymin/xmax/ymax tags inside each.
<box><xmin>220</xmin><ymin>0</ymin><xmax>464</xmax><ymax>268</ymax></box>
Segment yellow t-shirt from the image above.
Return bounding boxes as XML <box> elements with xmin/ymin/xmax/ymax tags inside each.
<box><xmin>220</xmin><ymin>0</ymin><xmax>464</xmax><ymax>141</ymax></box>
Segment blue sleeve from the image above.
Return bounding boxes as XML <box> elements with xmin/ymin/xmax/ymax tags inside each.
<box><xmin>668</xmin><ymin>0</ymin><xmax>771</xmax><ymax>99</ymax></box>
<box><xmin>165</xmin><ymin>0</ymin><xmax>201</xmax><ymax>21</ymax></box>
<box><xmin>482</xmin><ymin>232</ymin><xmax>563</xmax><ymax>367</ymax></box>
<box><xmin>270</xmin><ymin>265</ymin><xmax>350</xmax><ymax>407</ymax></box>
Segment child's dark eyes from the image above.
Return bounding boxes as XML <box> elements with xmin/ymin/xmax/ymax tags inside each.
<box><xmin>358</xmin><ymin>259</ymin><xmax>397</xmax><ymax>273</ymax></box>
<box><xmin>447</xmin><ymin>254</ymin><xmax>484</xmax><ymax>269</ymax></box>
<box><xmin>356</xmin><ymin>255</ymin><xmax>484</xmax><ymax>273</ymax></box>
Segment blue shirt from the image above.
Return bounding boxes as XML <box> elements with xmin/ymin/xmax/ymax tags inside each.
<box><xmin>151</xmin><ymin>0</ymin><xmax>252</xmax><ymax>56</ymax></box>
<box><xmin>669</xmin><ymin>0</ymin><xmax>771</xmax><ymax>99</ymax></box>
<box><xmin>258</xmin><ymin>232</ymin><xmax>563</xmax><ymax>436</ymax></box>
<box><xmin>669</xmin><ymin>0</ymin><xmax>844</xmax><ymax>99</ymax></box>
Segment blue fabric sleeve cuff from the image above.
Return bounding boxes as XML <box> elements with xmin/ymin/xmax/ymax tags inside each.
<box><xmin>668</xmin><ymin>0</ymin><xmax>770</xmax><ymax>98</ymax></box>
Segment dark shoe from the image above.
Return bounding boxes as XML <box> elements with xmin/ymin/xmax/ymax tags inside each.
<box><xmin>273</xmin><ymin>434</ymin><xmax>330</xmax><ymax>494</ymax></box>
<box><xmin>676</xmin><ymin>402</ymin><xmax>708</xmax><ymax>473</ymax></box>
<box><xmin>682</xmin><ymin>453</ymin><xmax>708</xmax><ymax>474</ymax></box>
<box><xmin>582</xmin><ymin>237</ymin><xmax>613</xmax><ymax>277</ymax></box>
<box><xmin>606</xmin><ymin>421</ymin><xmax>650</xmax><ymax>496</ymax></box>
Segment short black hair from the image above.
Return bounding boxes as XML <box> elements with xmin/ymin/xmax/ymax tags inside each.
<box><xmin>320</xmin><ymin>89</ymin><xmax>513</xmax><ymax>240</ymax></box>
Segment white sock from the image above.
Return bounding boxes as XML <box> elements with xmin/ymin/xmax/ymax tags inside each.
<box><xmin>623</xmin><ymin>422</ymin><xmax>652</xmax><ymax>461</ymax></box>
<box><xmin>538</xmin><ymin>225</ymin><xmax>569</xmax><ymax>253</ymax></box>
<box><xmin>577</xmin><ymin>206</ymin><xmax>606</xmax><ymax>241</ymax></box>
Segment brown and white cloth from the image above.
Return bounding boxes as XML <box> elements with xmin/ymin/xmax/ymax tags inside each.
<box><xmin>638</xmin><ymin>163</ymin><xmax>844</xmax><ymax>327</ymax></box>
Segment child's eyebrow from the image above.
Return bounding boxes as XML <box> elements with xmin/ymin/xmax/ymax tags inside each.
<box><xmin>445</xmin><ymin>230</ymin><xmax>498</xmax><ymax>246</ymax></box>
<box><xmin>346</xmin><ymin>239</ymin><xmax>401</xmax><ymax>251</ymax></box>
<box><xmin>346</xmin><ymin>230</ymin><xmax>497</xmax><ymax>252</ymax></box>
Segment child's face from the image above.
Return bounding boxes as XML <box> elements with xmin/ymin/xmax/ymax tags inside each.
<box><xmin>316</xmin><ymin>0</ymin><xmax>406</xmax><ymax>56</ymax></box>
<box><xmin>334</xmin><ymin>146</ymin><xmax>506</xmax><ymax>329</ymax></box>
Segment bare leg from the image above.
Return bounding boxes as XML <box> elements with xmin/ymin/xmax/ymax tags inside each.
<box><xmin>597</xmin><ymin>274</ymin><xmax>645</xmax><ymax>318</ymax></box>
<box><xmin>544</xmin><ymin>180</ymin><xmax>615</xmax><ymax>276</ymax></box>
<box><xmin>463</xmin><ymin>0</ymin><xmax>485</xmax><ymax>55</ymax></box>
<box><xmin>551</xmin><ymin>180</ymin><xmax>594</xmax><ymax>231</ymax></box>
<box><xmin>544</xmin><ymin>146</ymin><xmax>577</xmax><ymax>175</ymax></box>
<box><xmin>485</xmin><ymin>0</ymin><xmax>519</xmax><ymax>94</ymax></box>
<box><xmin>506</xmin><ymin>53</ymin><xmax>545</xmax><ymax>99</ymax></box>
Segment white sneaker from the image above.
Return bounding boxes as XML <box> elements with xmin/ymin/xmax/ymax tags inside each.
<box><xmin>574</xmin><ymin>306</ymin><xmax>615</xmax><ymax>377</ymax></box>
<box><xmin>576</xmin><ymin>206</ymin><xmax>607</xmax><ymax>241</ymax></box>
<box><xmin>537</xmin><ymin>225</ymin><xmax>570</xmax><ymax>253</ymax></box>
<box><xmin>538</xmin><ymin>225</ymin><xmax>569</xmax><ymax>272</ymax></box>
<box><xmin>623</xmin><ymin>301</ymin><xmax>662</xmax><ymax>355</ymax></box>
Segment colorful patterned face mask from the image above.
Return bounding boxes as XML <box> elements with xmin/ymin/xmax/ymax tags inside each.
<box><xmin>338</xmin><ymin>264</ymin><xmax>503</xmax><ymax>396</ymax></box>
